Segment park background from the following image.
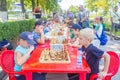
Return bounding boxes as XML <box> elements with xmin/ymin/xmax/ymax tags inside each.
<box><xmin>0</xmin><ymin>0</ymin><xmax>120</xmax><ymax>45</ymax></box>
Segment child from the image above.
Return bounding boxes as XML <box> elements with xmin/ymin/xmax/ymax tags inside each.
<box><xmin>32</xmin><ymin>20</ymin><xmax>45</xmax><ymax>44</ymax></box>
<box><xmin>44</xmin><ymin>22</ymin><xmax>52</xmax><ymax>34</ymax></box>
<box><xmin>68</xmin><ymin>24</ymin><xmax>82</xmax><ymax>48</ymax></box>
<box><xmin>14</xmin><ymin>31</ymin><xmax>46</xmax><ymax>80</ymax></box>
<box><xmin>67</xmin><ymin>24</ymin><xmax>82</xmax><ymax>80</ymax></box>
<box><xmin>94</xmin><ymin>16</ymin><xmax>108</xmax><ymax>46</ymax></box>
<box><xmin>0</xmin><ymin>39</ymin><xmax>13</xmax><ymax>54</ymax></box>
<box><xmin>78</xmin><ymin>28</ymin><xmax>110</xmax><ymax>80</ymax></box>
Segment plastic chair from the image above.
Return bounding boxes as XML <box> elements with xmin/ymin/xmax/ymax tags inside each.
<box><xmin>0</xmin><ymin>47</ymin><xmax>7</xmax><ymax>65</ymax></box>
<box><xmin>90</xmin><ymin>51</ymin><xmax>120</xmax><ymax>80</ymax></box>
<box><xmin>0</xmin><ymin>50</ymin><xmax>25</xmax><ymax>80</ymax></box>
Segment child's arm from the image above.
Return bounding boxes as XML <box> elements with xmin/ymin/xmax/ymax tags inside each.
<box><xmin>16</xmin><ymin>46</ymin><xmax>34</xmax><ymax>66</ymax></box>
<box><xmin>68</xmin><ymin>38</ymin><xmax>82</xmax><ymax>48</ymax></box>
<box><xmin>36</xmin><ymin>28</ymin><xmax>45</xmax><ymax>44</ymax></box>
<box><xmin>99</xmin><ymin>52</ymin><xmax>110</xmax><ymax>79</ymax></box>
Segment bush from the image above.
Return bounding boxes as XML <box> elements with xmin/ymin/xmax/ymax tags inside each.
<box><xmin>104</xmin><ymin>22</ymin><xmax>111</xmax><ymax>31</ymax></box>
<box><xmin>0</xmin><ymin>19</ymin><xmax>35</xmax><ymax>40</ymax></box>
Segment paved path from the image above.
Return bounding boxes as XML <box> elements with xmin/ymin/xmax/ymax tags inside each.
<box><xmin>0</xmin><ymin>36</ymin><xmax>120</xmax><ymax>80</ymax></box>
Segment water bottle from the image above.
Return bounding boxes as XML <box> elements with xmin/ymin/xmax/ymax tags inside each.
<box><xmin>77</xmin><ymin>48</ymin><xmax>83</xmax><ymax>68</ymax></box>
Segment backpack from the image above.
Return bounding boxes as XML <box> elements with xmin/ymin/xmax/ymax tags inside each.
<box><xmin>96</xmin><ymin>30</ymin><xmax>108</xmax><ymax>46</ymax></box>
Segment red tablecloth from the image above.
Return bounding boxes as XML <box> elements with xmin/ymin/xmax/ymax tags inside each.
<box><xmin>22</xmin><ymin>43</ymin><xmax>90</xmax><ymax>80</ymax></box>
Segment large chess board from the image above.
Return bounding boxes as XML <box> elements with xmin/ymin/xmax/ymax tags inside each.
<box><xmin>39</xmin><ymin>48</ymin><xmax>70</xmax><ymax>64</ymax></box>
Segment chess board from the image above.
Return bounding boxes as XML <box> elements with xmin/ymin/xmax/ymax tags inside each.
<box><xmin>39</xmin><ymin>48</ymin><xmax>70</xmax><ymax>64</ymax></box>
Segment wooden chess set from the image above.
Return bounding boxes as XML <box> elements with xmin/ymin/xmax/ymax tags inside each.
<box><xmin>39</xmin><ymin>27</ymin><xmax>70</xmax><ymax>63</ymax></box>
<box><xmin>51</xmin><ymin>27</ymin><xmax>64</xmax><ymax>36</ymax></box>
<box><xmin>39</xmin><ymin>46</ymin><xmax>70</xmax><ymax>64</ymax></box>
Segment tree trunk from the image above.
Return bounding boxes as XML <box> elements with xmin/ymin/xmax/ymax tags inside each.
<box><xmin>31</xmin><ymin>0</ymin><xmax>35</xmax><ymax>12</ymax></box>
<box><xmin>20</xmin><ymin>0</ymin><xmax>25</xmax><ymax>13</ymax></box>
<box><xmin>37</xmin><ymin>0</ymin><xmax>39</xmax><ymax>6</ymax></box>
<box><xmin>20</xmin><ymin>0</ymin><xmax>26</xmax><ymax>19</ymax></box>
<box><xmin>0</xmin><ymin>0</ymin><xmax>8</xmax><ymax>22</ymax></box>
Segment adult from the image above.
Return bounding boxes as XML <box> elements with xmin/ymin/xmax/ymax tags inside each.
<box><xmin>110</xmin><ymin>6</ymin><xmax>120</xmax><ymax>40</ymax></box>
<box><xmin>63</xmin><ymin>10</ymin><xmax>67</xmax><ymax>19</ymax></box>
<box><xmin>33</xmin><ymin>6</ymin><xmax>42</xmax><ymax>21</ymax></box>
<box><xmin>66</xmin><ymin>10</ymin><xmax>74</xmax><ymax>19</ymax></box>
<box><xmin>53</xmin><ymin>12</ymin><xmax>60</xmax><ymax>21</ymax></box>
<box><xmin>77</xmin><ymin>5</ymin><xmax>90</xmax><ymax>28</ymax></box>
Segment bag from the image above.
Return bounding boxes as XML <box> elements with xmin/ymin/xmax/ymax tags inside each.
<box><xmin>96</xmin><ymin>31</ymin><xmax>108</xmax><ymax>46</ymax></box>
<box><xmin>0</xmin><ymin>39</ymin><xmax>13</xmax><ymax>51</ymax></box>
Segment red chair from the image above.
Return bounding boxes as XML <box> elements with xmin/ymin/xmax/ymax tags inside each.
<box><xmin>0</xmin><ymin>50</ymin><xmax>25</xmax><ymax>80</ymax></box>
<box><xmin>90</xmin><ymin>51</ymin><xmax>120</xmax><ymax>80</ymax></box>
<box><xmin>0</xmin><ymin>47</ymin><xmax>7</xmax><ymax>65</ymax></box>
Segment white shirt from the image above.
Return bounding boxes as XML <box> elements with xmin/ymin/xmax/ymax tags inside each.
<box><xmin>111</xmin><ymin>10</ymin><xmax>120</xmax><ymax>24</ymax></box>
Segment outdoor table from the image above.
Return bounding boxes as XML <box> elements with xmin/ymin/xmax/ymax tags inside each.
<box><xmin>22</xmin><ymin>42</ymin><xmax>91</xmax><ymax>80</ymax></box>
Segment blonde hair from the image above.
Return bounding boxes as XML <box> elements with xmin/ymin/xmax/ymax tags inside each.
<box><xmin>79</xmin><ymin>28</ymin><xmax>94</xmax><ymax>42</ymax></box>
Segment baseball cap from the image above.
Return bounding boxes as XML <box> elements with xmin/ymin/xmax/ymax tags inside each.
<box><xmin>70</xmin><ymin>24</ymin><xmax>82</xmax><ymax>30</ymax></box>
<box><xmin>20</xmin><ymin>31</ymin><xmax>36</xmax><ymax>45</ymax></box>
<box><xmin>35</xmin><ymin>20</ymin><xmax>42</xmax><ymax>26</ymax></box>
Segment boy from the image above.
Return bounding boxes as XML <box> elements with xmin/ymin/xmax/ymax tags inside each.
<box><xmin>14</xmin><ymin>31</ymin><xmax>46</xmax><ymax>80</ymax></box>
<box><xmin>78</xmin><ymin>28</ymin><xmax>110</xmax><ymax>80</ymax></box>
<box><xmin>0</xmin><ymin>39</ymin><xmax>13</xmax><ymax>53</ymax></box>
<box><xmin>32</xmin><ymin>20</ymin><xmax>45</xmax><ymax>44</ymax></box>
<box><xmin>94</xmin><ymin>16</ymin><xmax>108</xmax><ymax>46</ymax></box>
<box><xmin>68</xmin><ymin>24</ymin><xmax>82</xmax><ymax>48</ymax></box>
<box><xmin>67</xmin><ymin>24</ymin><xmax>82</xmax><ymax>80</ymax></box>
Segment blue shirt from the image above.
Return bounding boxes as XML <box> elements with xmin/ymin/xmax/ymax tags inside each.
<box><xmin>82</xmin><ymin>44</ymin><xmax>104</xmax><ymax>79</ymax></box>
<box><xmin>14</xmin><ymin>46</ymin><xmax>30</xmax><ymax>72</ymax></box>
<box><xmin>32</xmin><ymin>31</ymin><xmax>41</xmax><ymax>42</ymax></box>
<box><xmin>44</xmin><ymin>27</ymin><xmax>50</xmax><ymax>34</ymax></box>
<box><xmin>67</xmin><ymin>12</ymin><xmax>74</xmax><ymax>18</ymax></box>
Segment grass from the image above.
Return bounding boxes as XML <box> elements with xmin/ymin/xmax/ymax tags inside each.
<box><xmin>117</xmin><ymin>31</ymin><xmax>120</xmax><ymax>36</ymax></box>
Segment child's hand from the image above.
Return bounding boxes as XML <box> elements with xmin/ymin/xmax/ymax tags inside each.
<box><xmin>68</xmin><ymin>43</ymin><xmax>73</xmax><ymax>46</ymax></box>
<box><xmin>39</xmin><ymin>28</ymin><xmax>43</xmax><ymax>33</ymax></box>
<box><xmin>98</xmin><ymin>71</ymin><xmax>107</xmax><ymax>79</ymax></box>
<box><xmin>29</xmin><ymin>45</ymin><xmax>35</xmax><ymax>52</ymax></box>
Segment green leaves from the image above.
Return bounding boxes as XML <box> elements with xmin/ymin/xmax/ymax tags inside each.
<box><xmin>0</xmin><ymin>19</ymin><xmax>35</xmax><ymax>40</ymax></box>
<box><xmin>86</xmin><ymin>0</ymin><xmax>119</xmax><ymax>15</ymax></box>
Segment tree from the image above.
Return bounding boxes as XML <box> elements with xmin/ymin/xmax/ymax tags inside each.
<box><xmin>69</xmin><ymin>5</ymin><xmax>78</xmax><ymax>16</ymax></box>
<box><xmin>0</xmin><ymin>0</ymin><xmax>7</xmax><ymax>11</ymax></box>
<box><xmin>0</xmin><ymin>0</ymin><xmax>8</xmax><ymax>22</ymax></box>
<box><xmin>20</xmin><ymin>0</ymin><xmax>25</xmax><ymax>13</ymax></box>
<box><xmin>31</xmin><ymin>0</ymin><xmax>35</xmax><ymax>12</ymax></box>
<box><xmin>85</xmin><ymin>0</ymin><xmax>119</xmax><ymax>15</ymax></box>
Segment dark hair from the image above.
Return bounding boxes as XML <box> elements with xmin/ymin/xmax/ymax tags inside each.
<box><xmin>67</xmin><ymin>21</ymin><xmax>74</xmax><ymax>26</ymax></box>
<box><xmin>100</xmin><ymin>16</ymin><xmax>103</xmax><ymax>21</ymax></box>
<box><xmin>34</xmin><ymin>20</ymin><xmax>43</xmax><ymax>29</ymax></box>
<box><xmin>71</xmin><ymin>24</ymin><xmax>82</xmax><ymax>31</ymax></box>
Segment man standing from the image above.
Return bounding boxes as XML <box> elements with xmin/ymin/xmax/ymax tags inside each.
<box><xmin>110</xmin><ymin>6</ymin><xmax>120</xmax><ymax>40</ymax></box>
<box><xmin>77</xmin><ymin>5</ymin><xmax>90</xmax><ymax>28</ymax></box>
<box><xmin>33</xmin><ymin>6</ymin><xmax>42</xmax><ymax>21</ymax></box>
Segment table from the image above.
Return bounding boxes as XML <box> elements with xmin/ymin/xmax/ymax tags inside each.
<box><xmin>22</xmin><ymin>43</ymin><xmax>90</xmax><ymax>80</ymax></box>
